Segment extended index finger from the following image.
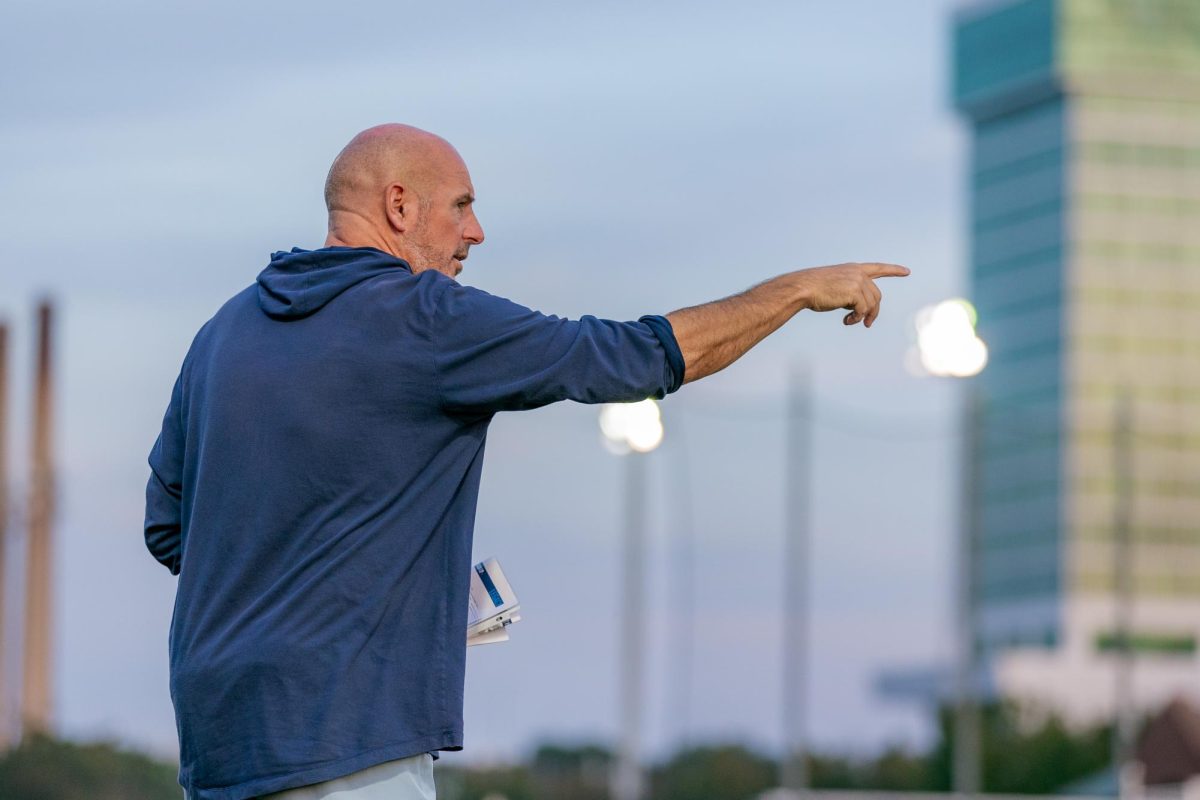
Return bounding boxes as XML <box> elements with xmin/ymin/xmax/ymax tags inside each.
<box><xmin>862</xmin><ymin>262</ymin><xmax>911</xmax><ymax>279</ymax></box>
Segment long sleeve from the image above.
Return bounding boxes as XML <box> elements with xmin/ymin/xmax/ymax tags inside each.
<box><xmin>429</xmin><ymin>279</ymin><xmax>685</xmax><ymax>417</ymax></box>
<box><xmin>145</xmin><ymin>372</ymin><xmax>185</xmax><ymax>575</ymax></box>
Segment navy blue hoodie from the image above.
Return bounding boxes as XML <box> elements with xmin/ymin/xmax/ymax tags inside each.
<box><xmin>144</xmin><ymin>246</ymin><xmax>683</xmax><ymax>800</ymax></box>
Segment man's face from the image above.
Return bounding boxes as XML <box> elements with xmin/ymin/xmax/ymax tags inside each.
<box><xmin>406</xmin><ymin>149</ymin><xmax>485</xmax><ymax>279</ymax></box>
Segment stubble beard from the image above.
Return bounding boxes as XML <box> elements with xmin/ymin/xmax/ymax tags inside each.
<box><xmin>407</xmin><ymin>216</ymin><xmax>458</xmax><ymax>278</ymax></box>
<box><xmin>411</xmin><ymin>241</ymin><xmax>454</xmax><ymax>277</ymax></box>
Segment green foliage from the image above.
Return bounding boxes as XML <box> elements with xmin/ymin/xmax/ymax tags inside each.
<box><xmin>649</xmin><ymin>744</ymin><xmax>776</xmax><ymax>800</ymax></box>
<box><xmin>809</xmin><ymin>745</ymin><xmax>931</xmax><ymax>791</ymax></box>
<box><xmin>0</xmin><ymin>733</ymin><xmax>181</xmax><ymax>800</ymax></box>
<box><xmin>869</xmin><ymin>746</ymin><xmax>936</xmax><ymax>790</ymax></box>
<box><xmin>435</xmin><ymin>743</ymin><xmax>613</xmax><ymax>800</ymax></box>
<box><xmin>530</xmin><ymin>743</ymin><xmax>611</xmax><ymax>800</ymax></box>
<box><xmin>928</xmin><ymin>700</ymin><xmax>1114</xmax><ymax>794</ymax></box>
<box><xmin>435</xmin><ymin>764</ymin><xmax>536</xmax><ymax>800</ymax></box>
<box><xmin>1</xmin><ymin>703</ymin><xmax>1111</xmax><ymax>800</ymax></box>
<box><xmin>441</xmin><ymin>704</ymin><xmax>1113</xmax><ymax>800</ymax></box>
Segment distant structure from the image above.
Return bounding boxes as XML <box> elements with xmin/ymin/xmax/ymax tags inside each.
<box><xmin>1137</xmin><ymin>696</ymin><xmax>1200</xmax><ymax>788</ymax></box>
<box><xmin>953</xmin><ymin>0</ymin><xmax>1200</xmax><ymax>723</ymax></box>
<box><xmin>0</xmin><ymin>320</ymin><xmax>9</xmax><ymax>751</ymax></box>
<box><xmin>22</xmin><ymin>300</ymin><xmax>55</xmax><ymax>737</ymax></box>
<box><xmin>0</xmin><ymin>300</ymin><xmax>58</xmax><ymax>751</ymax></box>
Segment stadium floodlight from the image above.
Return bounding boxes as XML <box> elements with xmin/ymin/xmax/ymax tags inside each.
<box><xmin>599</xmin><ymin>399</ymin><xmax>664</xmax><ymax>455</ymax></box>
<box><xmin>597</xmin><ymin>397</ymin><xmax>663</xmax><ymax>800</ymax></box>
<box><xmin>907</xmin><ymin>298</ymin><xmax>987</xmax><ymax>795</ymax></box>
<box><xmin>909</xmin><ymin>298</ymin><xmax>988</xmax><ymax>378</ymax></box>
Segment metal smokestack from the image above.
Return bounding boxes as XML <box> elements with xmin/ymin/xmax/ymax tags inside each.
<box><xmin>0</xmin><ymin>321</ymin><xmax>10</xmax><ymax>750</ymax></box>
<box><xmin>22</xmin><ymin>300</ymin><xmax>55</xmax><ymax>738</ymax></box>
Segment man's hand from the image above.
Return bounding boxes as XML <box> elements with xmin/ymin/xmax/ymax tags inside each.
<box><xmin>795</xmin><ymin>262</ymin><xmax>911</xmax><ymax>328</ymax></box>
<box><xmin>665</xmin><ymin>261</ymin><xmax>911</xmax><ymax>384</ymax></box>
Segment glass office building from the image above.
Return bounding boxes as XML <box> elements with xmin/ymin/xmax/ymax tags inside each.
<box><xmin>953</xmin><ymin>0</ymin><xmax>1200</xmax><ymax>720</ymax></box>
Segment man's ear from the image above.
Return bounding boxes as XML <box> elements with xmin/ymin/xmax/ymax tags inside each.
<box><xmin>384</xmin><ymin>183</ymin><xmax>408</xmax><ymax>233</ymax></box>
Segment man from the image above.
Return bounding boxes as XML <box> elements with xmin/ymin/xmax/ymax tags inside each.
<box><xmin>144</xmin><ymin>123</ymin><xmax>909</xmax><ymax>800</ymax></box>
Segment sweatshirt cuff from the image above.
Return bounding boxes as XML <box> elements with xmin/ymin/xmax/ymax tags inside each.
<box><xmin>638</xmin><ymin>314</ymin><xmax>686</xmax><ymax>394</ymax></box>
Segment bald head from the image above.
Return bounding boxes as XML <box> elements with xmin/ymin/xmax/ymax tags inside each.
<box><xmin>322</xmin><ymin>124</ymin><xmax>484</xmax><ymax>278</ymax></box>
<box><xmin>324</xmin><ymin>123</ymin><xmax>459</xmax><ymax>218</ymax></box>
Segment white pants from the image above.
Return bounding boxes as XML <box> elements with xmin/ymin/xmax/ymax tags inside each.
<box><xmin>193</xmin><ymin>753</ymin><xmax>436</xmax><ymax>800</ymax></box>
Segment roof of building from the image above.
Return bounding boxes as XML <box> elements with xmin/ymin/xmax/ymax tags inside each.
<box><xmin>1138</xmin><ymin>697</ymin><xmax>1200</xmax><ymax>786</ymax></box>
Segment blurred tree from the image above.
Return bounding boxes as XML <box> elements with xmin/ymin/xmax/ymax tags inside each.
<box><xmin>529</xmin><ymin>742</ymin><xmax>611</xmax><ymax>800</ymax></box>
<box><xmin>808</xmin><ymin>752</ymin><xmax>858</xmax><ymax>789</ymax></box>
<box><xmin>0</xmin><ymin>733</ymin><xmax>181</xmax><ymax>800</ymax></box>
<box><xmin>400</xmin><ymin>706</ymin><xmax>1118</xmax><ymax>800</ymax></box>
<box><xmin>0</xmin><ymin>707</ymin><xmax>1114</xmax><ymax>800</ymax></box>
<box><xmin>928</xmin><ymin>700</ymin><xmax>1113</xmax><ymax>794</ymax></box>
<box><xmin>864</xmin><ymin>745</ymin><xmax>933</xmax><ymax>790</ymax></box>
<box><xmin>434</xmin><ymin>764</ymin><xmax>534</xmax><ymax>800</ymax></box>
<box><xmin>809</xmin><ymin>746</ymin><xmax>930</xmax><ymax>791</ymax></box>
<box><xmin>649</xmin><ymin>744</ymin><xmax>776</xmax><ymax>800</ymax></box>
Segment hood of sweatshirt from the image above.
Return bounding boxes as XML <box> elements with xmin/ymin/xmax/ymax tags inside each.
<box><xmin>256</xmin><ymin>246</ymin><xmax>411</xmax><ymax>319</ymax></box>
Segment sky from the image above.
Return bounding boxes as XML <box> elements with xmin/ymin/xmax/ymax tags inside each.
<box><xmin>1</xmin><ymin>0</ymin><xmax>974</xmax><ymax>768</ymax></box>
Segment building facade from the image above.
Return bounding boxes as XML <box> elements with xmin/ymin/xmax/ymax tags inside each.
<box><xmin>953</xmin><ymin>0</ymin><xmax>1200</xmax><ymax>723</ymax></box>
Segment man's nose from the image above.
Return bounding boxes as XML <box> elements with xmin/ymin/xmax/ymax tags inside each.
<box><xmin>465</xmin><ymin>212</ymin><xmax>484</xmax><ymax>245</ymax></box>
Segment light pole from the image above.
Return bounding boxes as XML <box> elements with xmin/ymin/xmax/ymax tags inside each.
<box><xmin>781</xmin><ymin>362</ymin><xmax>812</xmax><ymax>798</ymax></box>
<box><xmin>911</xmin><ymin>298</ymin><xmax>988</xmax><ymax>797</ymax></box>
<box><xmin>599</xmin><ymin>399</ymin><xmax>664</xmax><ymax>800</ymax></box>
<box><xmin>1112</xmin><ymin>387</ymin><xmax>1137</xmax><ymax>799</ymax></box>
<box><xmin>0</xmin><ymin>321</ymin><xmax>8</xmax><ymax>751</ymax></box>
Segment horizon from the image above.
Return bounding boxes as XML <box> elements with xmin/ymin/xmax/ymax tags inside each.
<box><xmin>1</xmin><ymin>0</ymin><xmax>967</xmax><ymax>767</ymax></box>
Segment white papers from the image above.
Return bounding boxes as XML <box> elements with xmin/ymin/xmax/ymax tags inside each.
<box><xmin>467</xmin><ymin>557</ymin><xmax>521</xmax><ymax>646</ymax></box>
<box><xmin>468</xmin><ymin>626</ymin><xmax>510</xmax><ymax>646</ymax></box>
